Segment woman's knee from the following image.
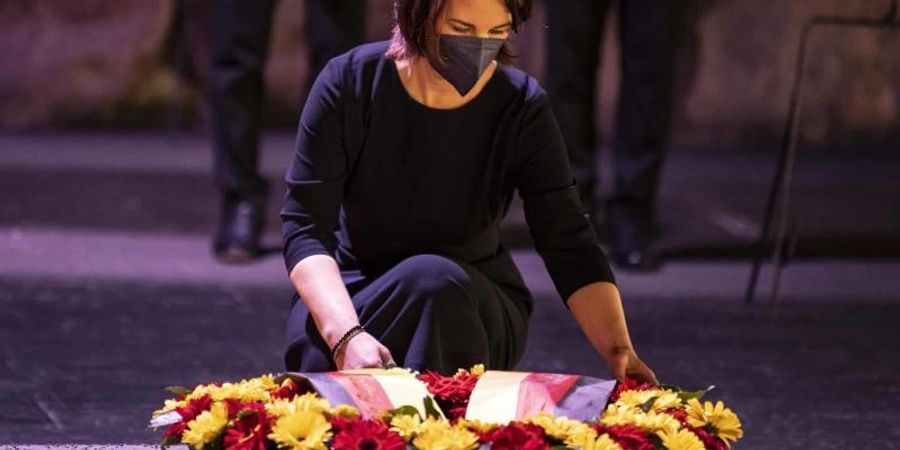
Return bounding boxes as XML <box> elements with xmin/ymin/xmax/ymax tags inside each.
<box><xmin>393</xmin><ymin>254</ymin><xmax>475</xmax><ymax>299</ymax></box>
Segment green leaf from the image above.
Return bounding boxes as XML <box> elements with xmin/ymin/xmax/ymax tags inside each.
<box><xmin>165</xmin><ymin>385</ymin><xmax>190</xmax><ymax>397</ymax></box>
<box><xmin>546</xmin><ymin>436</ymin><xmax>566</xmax><ymax>447</ymax></box>
<box><xmin>159</xmin><ymin>435</ymin><xmax>180</xmax><ymax>448</ymax></box>
<box><xmin>659</xmin><ymin>383</ymin><xmax>683</xmax><ymax>392</ymax></box>
<box><xmin>647</xmin><ymin>433</ymin><xmax>665</xmax><ymax>450</ymax></box>
<box><xmin>639</xmin><ymin>396</ymin><xmax>659</xmax><ymax>413</ymax></box>
<box><xmin>388</xmin><ymin>405</ymin><xmax>422</xmax><ymax>419</ymax></box>
<box><xmin>677</xmin><ymin>385</ymin><xmax>715</xmax><ymax>403</ymax></box>
<box><xmin>423</xmin><ymin>396</ymin><xmax>443</xmax><ymax>419</ymax></box>
<box><xmin>204</xmin><ymin>430</ymin><xmax>227</xmax><ymax>450</ymax></box>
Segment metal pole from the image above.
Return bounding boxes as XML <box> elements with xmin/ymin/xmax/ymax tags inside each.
<box><xmin>745</xmin><ymin>0</ymin><xmax>900</xmax><ymax>307</ymax></box>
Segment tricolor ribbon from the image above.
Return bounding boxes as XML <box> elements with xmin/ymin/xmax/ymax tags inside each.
<box><xmin>465</xmin><ymin>371</ymin><xmax>616</xmax><ymax>423</ymax></box>
<box><xmin>280</xmin><ymin>368</ymin><xmax>442</xmax><ymax>419</ymax></box>
<box><xmin>280</xmin><ymin>369</ymin><xmax>615</xmax><ymax>424</ymax></box>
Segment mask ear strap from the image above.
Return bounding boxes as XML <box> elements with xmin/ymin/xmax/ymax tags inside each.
<box><xmin>428</xmin><ymin>34</ymin><xmax>446</xmax><ymax>65</ymax></box>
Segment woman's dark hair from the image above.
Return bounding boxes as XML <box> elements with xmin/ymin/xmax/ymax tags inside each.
<box><xmin>385</xmin><ymin>0</ymin><xmax>533</xmax><ymax>63</ymax></box>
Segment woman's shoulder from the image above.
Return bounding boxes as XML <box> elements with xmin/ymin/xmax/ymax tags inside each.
<box><xmin>315</xmin><ymin>40</ymin><xmax>397</xmax><ymax>107</ymax></box>
<box><xmin>330</xmin><ymin>40</ymin><xmax>391</xmax><ymax>66</ymax></box>
<box><xmin>493</xmin><ymin>63</ymin><xmax>547</xmax><ymax>106</ymax></box>
<box><xmin>324</xmin><ymin>40</ymin><xmax>392</xmax><ymax>80</ymax></box>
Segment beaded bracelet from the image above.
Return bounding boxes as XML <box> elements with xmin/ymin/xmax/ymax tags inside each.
<box><xmin>330</xmin><ymin>325</ymin><xmax>365</xmax><ymax>361</ymax></box>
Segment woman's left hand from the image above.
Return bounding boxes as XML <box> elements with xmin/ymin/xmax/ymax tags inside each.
<box><xmin>605</xmin><ymin>346</ymin><xmax>659</xmax><ymax>385</ymax></box>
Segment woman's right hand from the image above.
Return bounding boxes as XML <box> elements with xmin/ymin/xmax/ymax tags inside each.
<box><xmin>334</xmin><ymin>332</ymin><xmax>395</xmax><ymax>370</ymax></box>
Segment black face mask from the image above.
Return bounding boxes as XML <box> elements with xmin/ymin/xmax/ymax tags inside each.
<box><xmin>428</xmin><ymin>34</ymin><xmax>506</xmax><ymax>96</ymax></box>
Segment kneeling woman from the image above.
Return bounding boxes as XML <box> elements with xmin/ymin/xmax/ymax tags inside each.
<box><xmin>281</xmin><ymin>0</ymin><xmax>657</xmax><ymax>383</ymax></box>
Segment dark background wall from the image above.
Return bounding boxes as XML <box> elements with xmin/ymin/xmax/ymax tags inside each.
<box><xmin>1</xmin><ymin>0</ymin><xmax>898</xmax><ymax>150</ymax></box>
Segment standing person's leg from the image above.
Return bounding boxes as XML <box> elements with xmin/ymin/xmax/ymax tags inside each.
<box><xmin>209</xmin><ymin>0</ymin><xmax>276</xmax><ymax>262</ymax></box>
<box><xmin>285</xmin><ymin>255</ymin><xmax>530</xmax><ymax>375</ymax></box>
<box><xmin>304</xmin><ymin>0</ymin><xmax>367</xmax><ymax>91</ymax></box>
<box><xmin>544</xmin><ymin>0</ymin><xmax>611</xmax><ymax>210</ymax></box>
<box><xmin>608</xmin><ymin>0</ymin><xmax>677</xmax><ymax>270</ymax></box>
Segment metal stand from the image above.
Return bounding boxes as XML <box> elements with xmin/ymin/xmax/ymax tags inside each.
<box><xmin>744</xmin><ymin>1</ymin><xmax>900</xmax><ymax>312</ymax></box>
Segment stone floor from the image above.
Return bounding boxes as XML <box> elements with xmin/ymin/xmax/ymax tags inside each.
<box><xmin>1</xmin><ymin>133</ymin><xmax>899</xmax><ymax>448</ymax></box>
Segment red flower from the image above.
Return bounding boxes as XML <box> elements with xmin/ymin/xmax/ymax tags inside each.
<box><xmin>331</xmin><ymin>418</ymin><xmax>406</xmax><ymax>450</ymax></box>
<box><xmin>223</xmin><ymin>402</ymin><xmax>272</xmax><ymax>450</ymax></box>
<box><xmin>447</xmin><ymin>405</ymin><xmax>469</xmax><ymax>421</ymax></box>
<box><xmin>330</xmin><ymin>416</ymin><xmax>357</xmax><ymax>433</ymax></box>
<box><xmin>483</xmin><ymin>422</ymin><xmax>548</xmax><ymax>450</ymax></box>
<box><xmin>689</xmin><ymin>426</ymin><xmax>729</xmax><ymax>450</ymax></box>
<box><xmin>663</xmin><ymin>408</ymin><xmax>689</xmax><ymax>425</ymax></box>
<box><xmin>592</xmin><ymin>423</ymin><xmax>654</xmax><ymax>450</ymax></box>
<box><xmin>272</xmin><ymin>379</ymin><xmax>302</xmax><ymax>400</ymax></box>
<box><xmin>223</xmin><ymin>398</ymin><xmax>245</xmax><ymax>417</ymax></box>
<box><xmin>163</xmin><ymin>422</ymin><xmax>187</xmax><ymax>440</ymax></box>
<box><xmin>165</xmin><ymin>395</ymin><xmax>213</xmax><ymax>439</ymax></box>
<box><xmin>609</xmin><ymin>378</ymin><xmax>657</xmax><ymax>402</ymax></box>
<box><xmin>419</xmin><ymin>371</ymin><xmax>479</xmax><ymax>403</ymax></box>
<box><xmin>418</xmin><ymin>370</ymin><xmax>480</xmax><ymax>420</ymax></box>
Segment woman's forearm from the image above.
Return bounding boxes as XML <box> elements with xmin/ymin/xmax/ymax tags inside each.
<box><xmin>289</xmin><ymin>254</ymin><xmax>360</xmax><ymax>350</ymax></box>
<box><xmin>566</xmin><ymin>281</ymin><xmax>635</xmax><ymax>361</ymax></box>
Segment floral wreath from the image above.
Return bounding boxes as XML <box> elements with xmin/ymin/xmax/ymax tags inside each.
<box><xmin>152</xmin><ymin>365</ymin><xmax>742</xmax><ymax>450</ymax></box>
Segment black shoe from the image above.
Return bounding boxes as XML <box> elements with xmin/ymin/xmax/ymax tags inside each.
<box><xmin>609</xmin><ymin>218</ymin><xmax>661</xmax><ymax>272</ymax></box>
<box><xmin>611</xmin><ymin>246</ymin><xmax>660</xmax><ymax>272</ymax></box>
<box><xmin>213</xmin><ymin>194</ymin><xmax>266</xmax><ymax>263</ymax></box>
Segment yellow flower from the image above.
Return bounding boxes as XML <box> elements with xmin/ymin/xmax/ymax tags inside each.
<box><xmin>600</xmin><ymin>403</ymin><xmax>638</xmax><ymax>424</ymax></box>
<box><xmin>184</xmin><ymin>384</ymin><xmax>213</xmax><ymax>402</ymax></box>
<box><xmin>259</xmin><ymin>374</ymin><xmax>279</xmax><ymax>389</ymax></box>
<box><xmin>685</xmin><ymin>399</ymin><xmax>743</xmax><ymax>445</ymax></box>
<box><xmin>634</xmin><ymin>412</ymin><xmax>682</xmax><ymax>436</ymax></box>
<box><xmin>207</xmin><ymin>375</ymin><xmax>278</xmax><ymax>402</ymax></box>
<box><xmin>181</xmin><ymin>401</ymin><xmax>229</xmax><ymax>450</ymax></box>
<box><xmin>614</xmin><ymin>389</ymin><xmax>661</xmax><ymax>408</ymax></box>
<box><xmin>412</xmin><ymin>417</ymin><xmax>479</xmax><ymax>450</ymax></box>
<box><xmin>268</xmin><ymin>409</ymin><xmax>332</xmax><ymax>450</ymax></box>
<box><xmin>567</xmin><ymin>430</ymin><xmax>623</xmax><ymax>450</ymax></box>
<box><xmin>657</xmin><ymin>428</ymin><xmax>705</xmax><ymax>450</ymax></box>
<box><xmin>652</xmin><ymin>391</ymin><xmax>683</xmax><ymax>411</ymax></box>
<box><xmin>267</xmin><ymin>393</ymin><xmax>333</xmax><ymax>419</ymax></box>
<box><xmin>615</xmin><ymin>389</ymin><xmax>682</xmax><ymax>412</ymax></box>
<box><xmin>384</xmin><ymin>366</ymin><xmax>417</xmax><ymax>376</ymax></box>
<box><xmin>579</xmin><ymin>433</ymin><xmax>624</xmax><ymax>450</ymax></box>
<box><xmin>457</xmin><ymin>418</ymin><xmax>497</xmax><ymax>435</ymax></box>
<box><xmin>295</xmin><ymin>392</ymin><xmax>333</xmax><ymax>414</ymax></box>
<box><xmin>154</xmin><ymin>375</ymin><xmax>280</xmax><ymax>430</ymax></box>
<box><xmin>153</xmin><ymin>398</ymin><xmax>186</xmax><ymax>416</ymax></box>
<box><xmin>526</xmin><ymin>412</ymin><xmax>597</xmax><ymax>446</ymax></box>
<box><xmin>453</xmin><ymin>364</ymin><xmax>485</xmax><ymax>378</ymax></box>
<box><xmin>390</xmin><ymin>413</ymin><xmax>423</xmax><ymax>441</ymax></box>
<box><xmin>267</xmin><ymin>398</ymin><xmax>295</xmax><ymax>418</ymax></box>
<box><xmin>332</xmin><ymin>404</ymin><xmax>360</xmax><ymax>419</ymax></box>
<box><xmin>600</xmin><ymin>404</ymin><xmax>681</xmax><ymax>435</ymax></box>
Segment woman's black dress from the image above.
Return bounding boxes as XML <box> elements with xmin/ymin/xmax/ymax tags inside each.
<box><xmin>281</xmin><ymin>40</ymin><xmax>615</xmax><ymax>374</ymax></box>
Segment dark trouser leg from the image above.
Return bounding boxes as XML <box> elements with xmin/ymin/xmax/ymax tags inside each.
<box><xmin>284</xmin><ymin>255</ymin><xmax>530</xmax><ymax>375</ymax></box>
<box><xmin>544</xmin><ymin>0</ymin><xmax>611</xmax><ymax>209</ymax></box>
<box><xmin>304</xmin><ymin>0</ymin><xmax>367</xmax><ymax>91</ymax></box>
<box><xmin>208</xmin><ymin>0</ymin><xmax>275</xmax><ymax>258</ymax></box>
<box><xmin>209</xmin><ymin>0</ymin><xmax>275</xmax><ymax>200</ymax></box>
<box><xmin>607</xmin><ymin>0</ymin><xmax>676</xmax><ymax>245</ymax></box>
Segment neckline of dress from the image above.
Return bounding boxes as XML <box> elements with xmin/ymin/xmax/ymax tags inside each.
<box><xmin>388</xmin><ymin>56</ymin><xmax>500</xmax><ymax>113</ymax></box>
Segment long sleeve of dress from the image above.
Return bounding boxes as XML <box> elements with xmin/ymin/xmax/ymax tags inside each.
<box><xmin>281</xmin><ymin>59</ymin><xmax>347</xmax><ymax>273</ymax></box>
<box><xmin>514</xmin><ymin>83</ymin><xmax>616</xmax><ymax>305</ymax></box>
